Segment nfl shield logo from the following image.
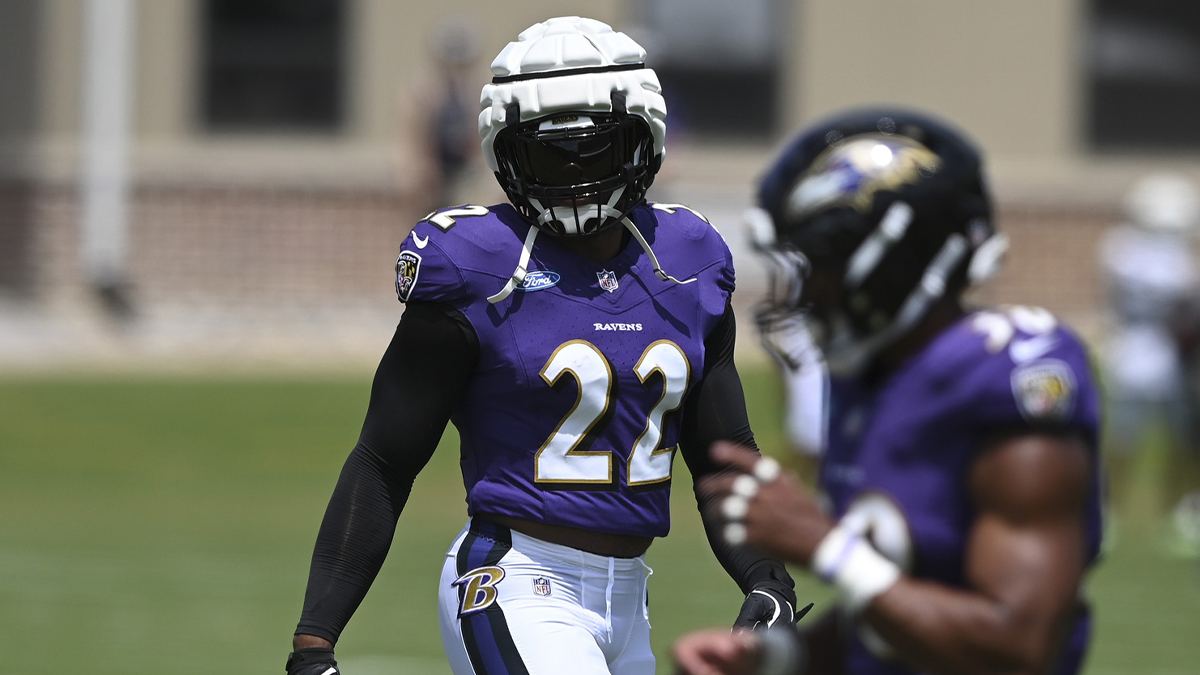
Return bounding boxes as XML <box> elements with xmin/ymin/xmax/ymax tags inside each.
<box><xmin>533</xmin><ymin>576</ymin><xmax>552</xmax><ymax>597</ymax></box>
<box><xmin>597</xmin><ymin>269</ymin><xmax>619</xmax><ymax>293</ymax></box>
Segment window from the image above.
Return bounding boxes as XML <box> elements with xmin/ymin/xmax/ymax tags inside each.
<box><xmin>201</xmin><ymin>0</ymin><xmax>345</xmax><ymax>132</ymax></box>
<box><xmin>631</xmin><ymin>0</ymin><xmax>784</xmax><ymax>139</ymax></box>
<box><xmin>1088</xmin><ymin>1</ymin><xmax>1200</xmax><ymax>151</ymax></box>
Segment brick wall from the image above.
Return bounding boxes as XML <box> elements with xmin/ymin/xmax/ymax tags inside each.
<box><xmin>973</xmin><ymin>203</ymin><xmax>1117</xmax><ymax>337</ymax></box>
<box><xmin>10</xmin><ymin>182</ymin><xmax>420</xmax><ymax>311</ymax></box>
<box><xmin>3</xmin><ymin>180</ymin><xmax>1119</xmax><ymax>340</ymax></box>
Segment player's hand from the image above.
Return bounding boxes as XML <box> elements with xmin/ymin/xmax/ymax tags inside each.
<box><xmin>701</xmin><ymin>442</ymin><xmax>834</xmax><ymax>567</ymax></box>
<box><xmin>673</xmin><ymin>627</ymin><xmax>763</xmax><ymax>675</ymax></box>
<box><xmin>285</xmin><ymin>647</ymin><xmax>341</xmax><ymax>675</ymax></box>
<box><xmin>734</xmin><ymin>581</ymin><xmax>798</xmax><ymax>630</ymax></box>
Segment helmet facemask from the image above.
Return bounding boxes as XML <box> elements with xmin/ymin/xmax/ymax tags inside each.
<box><xmin>494</xmin><ymin>111</ymin><xmax>658</xmax><ymax>237</ymax></box>
<box><xmin>747</xmin><ymin>205</ymin><xmax>809</xmax><ymax>318</ymax></box>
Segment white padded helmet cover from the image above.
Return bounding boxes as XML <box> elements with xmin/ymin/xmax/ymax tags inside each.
<box><xmin>478</xmin><ymin>16</ymin><xmax>667</xmax><ymax>172</ymax></box>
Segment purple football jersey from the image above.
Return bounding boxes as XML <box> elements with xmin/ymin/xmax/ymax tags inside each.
<box><xmin>395</xmin><ymin>202</ymin><xmax>734</xmax><ymax>538</ymax></box>
<box><xmin>819</xmin><ymin>307</ymin><xmax>1103</xmax><ymax>675</ymax></box>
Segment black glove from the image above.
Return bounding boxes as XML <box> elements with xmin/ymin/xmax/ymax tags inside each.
<box><xmin>285</xmin><ymin>648</ymin><xmax>341</xmax><ymax>675</ymax></box>
<box><xmin>734</xmin><ymin>581</ymin><xmax>801</xmax><ymax>631</ymax></box>
<box><xmin>756</xmin><ymin>623</ymin><xmax>810</xmax><ymax>675</ymax></box>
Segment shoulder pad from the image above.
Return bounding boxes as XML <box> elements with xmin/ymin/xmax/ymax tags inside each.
<box><xmin>932</xmin><ymin>307</ymin><xmax>1100</xmax><ymax>430</ymax></box>
<box><xmin>644</xmin><ymin>202</ymin><xmax>735</xmax><ymax>292</ymax></box>
<box><xmin>395</xmin><ymin>204</ymin><xmax>528</xmax><ymax>304</ymax></box>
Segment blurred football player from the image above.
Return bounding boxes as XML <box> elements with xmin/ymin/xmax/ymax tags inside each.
<box><xmin>1098</xmin><ymin>173</ymin><xmax>1200</xmax><ymax>556</ymax></box>
<box><xmin>401</xmin><ymin>17</ymin><xmax>486</xmax><ymax>211</ymax></box>
<box><xmin>672</xmin><ymin>108</ymin><xmax>1104</xmax><ymax>675</ymax></box>
<box><xmin>285</xmin><ymin>17</ymin><xmax>798</xmax><ymax>675</ymax></box>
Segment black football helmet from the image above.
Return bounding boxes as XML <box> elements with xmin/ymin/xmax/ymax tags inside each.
<box><xmin>748</xmin><ymin>108</ymin><xmax>1007</xmax><ymax>375</ymax></box>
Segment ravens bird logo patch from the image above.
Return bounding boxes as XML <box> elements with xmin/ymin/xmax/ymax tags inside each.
<box><xmin>1011</xmin><ymin>360</ymin><xmax>1076</xmax><ymax>421</ymax></box>
<box><xmin>395</xmin><ymin>250</ymin><xmax>422</xmax><ymax>302</ymax></box>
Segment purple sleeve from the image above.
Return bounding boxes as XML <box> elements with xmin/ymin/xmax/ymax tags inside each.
<box><xmin>714</xmin><ymin>235</ymin><xmax>736</xmax><ymax>296</ymax></box>
<box><xmin>961</xmin><ymin>326</ymin><xmax>1101</xmax><ymax>438</ymax></box>
<box><xmin>394</xmin><ymin>222</ymin><xmax>470</xmax><ymax>305</ymax></box>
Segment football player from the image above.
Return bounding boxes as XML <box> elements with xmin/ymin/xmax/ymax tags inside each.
<box><xmin>285</xmin><ymin>17</ymin><xmax>798</xmax><ymax>675</ymax></box>
<box><xmin>1098</xmin><ymin>173</ymin><xmax>1200</xmax><ymax>556</ymax></box>
<box><xmin>671</xmin><ymin>108</ymin><xmax>1104</xmax><ymax>675</ymax></box>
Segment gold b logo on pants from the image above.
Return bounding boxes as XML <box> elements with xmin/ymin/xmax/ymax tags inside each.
<box><xmin>454</xmin><ymin>566</ymin><xmax>505</xmax><ymax>616</ymax></box>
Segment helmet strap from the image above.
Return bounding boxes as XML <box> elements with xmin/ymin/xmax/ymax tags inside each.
<box><xmin>621</xmin><ymin>216</ymin><xmax>696</xmax><ymax>286</ymax></box>
<box><xmin>486</xmin><ymin>224</ymin><xmax>541</xmax><ymax>304</ymax></box>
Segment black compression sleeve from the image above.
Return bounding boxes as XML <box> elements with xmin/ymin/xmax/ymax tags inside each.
<box><xmin>679</xmin><ymin>302</ymin><xmax>796</xmax><ymax>596</ymax></box>
<box><xmin>295</xmin><ymin>302</ymin><xmax>478</xmax><ymax>643</ymax></box>
<box><xmin>680</xmin><ymin>303</ymin><xmax>757</xmax><ymax>458</ymax></box>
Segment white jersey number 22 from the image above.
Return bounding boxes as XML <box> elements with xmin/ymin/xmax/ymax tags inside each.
<box><xmin>536</xmin><ymin>340</ymin><xmax>690</xmax><ymax>487</ymax></box>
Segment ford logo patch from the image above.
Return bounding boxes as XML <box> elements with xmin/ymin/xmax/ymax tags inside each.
<box><xmin>519</xmin><ymin>270</ymin><xmax>561</xmax><ymax>291</ymax></box>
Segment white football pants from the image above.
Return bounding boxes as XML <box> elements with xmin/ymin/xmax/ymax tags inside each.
<box><xmin>438</xmin><ymin>517</ymin><xmax>654</xmax><ymax>675</ymax></box>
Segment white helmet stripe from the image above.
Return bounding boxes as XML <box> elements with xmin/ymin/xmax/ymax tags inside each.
<box><xmin>824</xmin><ymin>233</ymin><xmax>969</xmax><ymax>375</ymax></box>
<box><xmin>844</xmin><ymin>201</ymin><xmax>913</xmax><ymax>289</ymax></box>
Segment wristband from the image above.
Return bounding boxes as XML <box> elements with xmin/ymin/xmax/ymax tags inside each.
<box><xmin>756</xmin><ymin>627</ymin><xmax>806</xmax><ymax>675</ymax></box>
<box><xmin>811</xmin><ymin>526</ymin><xmax>901</xmax><ymax>614</ymax></box>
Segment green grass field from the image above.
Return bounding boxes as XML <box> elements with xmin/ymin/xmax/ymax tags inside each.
<box><xmin>1</xmin><ymin>367</ymin><xmax>1197</xmax><ymax>674</ymax></box>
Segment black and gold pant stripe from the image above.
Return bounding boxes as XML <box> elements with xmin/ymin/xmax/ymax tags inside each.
<box><xmin>455</xmin><ymin>518</ymin><xmax>530</xmax><ymax>675</ymax></box>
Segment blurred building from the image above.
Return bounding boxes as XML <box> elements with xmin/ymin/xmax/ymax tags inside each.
<box><xmin>1</xmin><ymin>0</ymin><xmax>1199</xmax><ymax>347</ymax></box>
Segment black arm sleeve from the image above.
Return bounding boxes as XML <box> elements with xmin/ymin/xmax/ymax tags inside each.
<box><xmin>295</xmin><ymin>301</ymin><xmax>478</xmax><ymax>643</ymax></box>
<box><xmin>678</xmin><ymin>302</ymin><xmax>796</xmax><ymax>596</ymax></box>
